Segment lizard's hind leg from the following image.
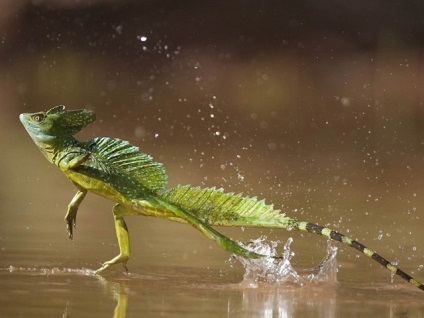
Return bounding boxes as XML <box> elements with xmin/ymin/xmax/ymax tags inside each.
<box><xmin>95</xmin><ymin>204</ymin><xmax>132</xmax><ymax>274</ymax></box>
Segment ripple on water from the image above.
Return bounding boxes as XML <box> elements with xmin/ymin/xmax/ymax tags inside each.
<box><xmin>4</xmin><ymin>265</ymin><xmax>96</xmax><ymax>276</ymax></box>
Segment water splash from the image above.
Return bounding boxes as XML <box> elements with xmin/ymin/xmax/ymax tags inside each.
<box><xmin>233</xmin><ymin>237</ymin><xmax>338</xmax><ymax>288</ymax></box>
<box><xmin>5</xmin><ymin>265</ymin><xmax>95</xmax><ymax>276</ymax></box>
<box><xmin>390</xmin><ymin>260</ymin><xmax>399</xmax><ymax>284</ymax></box>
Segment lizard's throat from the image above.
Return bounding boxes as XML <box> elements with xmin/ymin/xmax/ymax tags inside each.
<box><xmin>33</xmin><ymin>135</ymin><xmax>75</xmax><ymax>164</ymax></box>
<box><xmin>34</xmin><ymin>138</ymin><xmax>61</xmax><ymax>163</ymax></box>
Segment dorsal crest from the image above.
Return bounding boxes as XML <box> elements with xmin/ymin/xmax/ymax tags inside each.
<box><xmin>87</xmin><ymin>137</ymin><xmax>167</xmax><ymax>193</ymax></box>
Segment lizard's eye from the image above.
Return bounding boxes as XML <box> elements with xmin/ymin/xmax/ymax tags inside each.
<box><xmin>32</xmin><ymin>114</ymin><xmax>45</xmax><ymax>122</ymax></box>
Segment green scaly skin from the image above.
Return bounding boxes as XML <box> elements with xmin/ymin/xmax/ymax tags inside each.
<box><xmin>20</xmin><ymin>105</ymin><xmax>424</xmax><ymax>292</ymax></box>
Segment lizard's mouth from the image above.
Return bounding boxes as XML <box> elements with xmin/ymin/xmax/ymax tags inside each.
<box><xmin>19</xmin><ymin>113</ymin><xmax>32</xmax><ymax>128</ymax></box>
<box><xmin>19</xmin><ymin>113</ymin><xmax>39</xmax><ymax>132</ymax></box>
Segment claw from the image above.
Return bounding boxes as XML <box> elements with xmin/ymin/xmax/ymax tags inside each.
<box><xmin>65</xmin><ymin>215</ymin><xmax>76</xmax><ymax>240</ymax></box>
<box><xmin>67</xmin><ymin>225</ymin><xmax>73</xmax><ymax>240</ymax></box>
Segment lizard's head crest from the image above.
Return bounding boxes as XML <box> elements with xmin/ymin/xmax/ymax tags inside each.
<box><xmin>20</xmin><ymin>105</ymin><xmax>96</xmax><ymax>142</ymax></box>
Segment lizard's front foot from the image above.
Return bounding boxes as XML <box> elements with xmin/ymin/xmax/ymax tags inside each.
<box><xmin>64</xmin><ymin>209</ymin><xmax>77</xmax><ymax>240</ymax></box>
<box><xmin>64</xmin><ymin>189</ymin><xmax>86</xmax><ymax>240</ymax></box>
<box><xmin>94</xmin><ymin>254</ymin><xmax>129</xmax><ymax>275</ymax></box>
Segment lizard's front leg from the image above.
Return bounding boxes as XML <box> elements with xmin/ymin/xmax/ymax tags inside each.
<box><xmin>65</xmin><ymin>186</ymin><xmax>87</xmax><ymax>239</ymax></box>
<box><xmin>57</xmin><ymin>152</ymin><xmax>90</xmax><ymax>239</ymax></box>
<box><xmin>58</xmin><ymin>151</ymin><xmax>91</xmax><ymax>170</ymax></box>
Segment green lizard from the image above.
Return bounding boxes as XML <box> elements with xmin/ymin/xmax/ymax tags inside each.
<box><xmin>20</xmin><ymin>105</ymin><xmax>424</xmax><ymax>291</ymax></box>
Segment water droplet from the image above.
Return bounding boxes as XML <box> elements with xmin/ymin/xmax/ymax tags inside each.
<box><xmin>340</xmin><ymin>97</ymin><xmax>351</xmax><ymax>106</ymax></box>
<box><xmin>115</xmin><ymin>25</ymin><xmax>123</xmax><ymax>34</ymax></box>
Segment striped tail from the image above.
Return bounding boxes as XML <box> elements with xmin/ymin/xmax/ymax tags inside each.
<box><xmin>297</xmin><ymin>221</ymin><xmax>424</xmax><ymax>291</ymax></box>
<box><xmin>160</xmin><ymin>185</ymin><xmax>424</xmax><ymax>291</ymax></box>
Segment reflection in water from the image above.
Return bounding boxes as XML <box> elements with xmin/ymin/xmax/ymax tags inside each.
<box><xmin>6</xmin><ymin>266</ymin><xmax>128</xmax><ymax>318</ymax></box>
<box><xmin>235</xmin><ymin>286</ymin><xmax>337</xmax><ymax>318</ymax></box>
<box><xmin>114</xmin><ymin>282</ymin><xmax>128</xmax><ymax>318</ymax></box>
<box><xmin>96</xmin><ymin>276</ymin><xmax>128</xmax><ymax>318</ymax></box>
<box><xmin>2</xmin><ymin>264</ymin><xmax>424</xmax><ymax>317</ymax></box>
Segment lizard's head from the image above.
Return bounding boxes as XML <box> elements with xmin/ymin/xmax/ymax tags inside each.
<box><xmin>20</xmin><ymin>105</ymin><xmax>96</xmax><ymax>143</ymax></box>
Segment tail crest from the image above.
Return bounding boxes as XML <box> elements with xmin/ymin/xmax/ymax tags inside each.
<box><xmin>161</xmin><ymin>184</ymin><xmax>424</xmax><ymax>291</ymax></box>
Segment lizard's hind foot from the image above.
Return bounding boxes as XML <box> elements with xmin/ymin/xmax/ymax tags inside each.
<box><xmin>94</xmin><ymin>254</ymin><xmax>129</xmax><ymax>274</ymax></box>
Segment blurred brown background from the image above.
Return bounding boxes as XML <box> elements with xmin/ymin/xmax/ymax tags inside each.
<box><xmin>1</xmin><ymin>0</ymin><xmax>424</xmax><ymax>272</ymax></box>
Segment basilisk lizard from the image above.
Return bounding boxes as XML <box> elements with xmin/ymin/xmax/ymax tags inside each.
<box><xmin>20</xmin><ymin>105</ymin><xmax>424</xmax><ymax>291</ymax></box>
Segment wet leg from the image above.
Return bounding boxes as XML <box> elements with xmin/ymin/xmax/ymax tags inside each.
<box><xmin>95</xmin><ymin>204</ymin><xmax>132</xmax><ymax>274</ymax></box>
